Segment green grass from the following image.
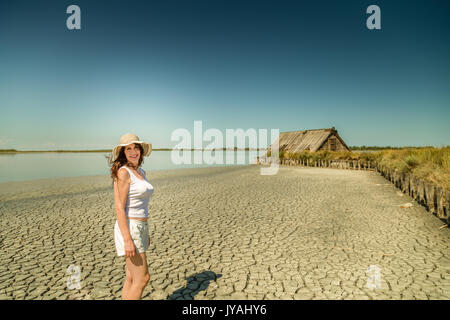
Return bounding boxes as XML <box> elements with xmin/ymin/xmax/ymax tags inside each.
<box><xmin>349</xmin><ymin>145</ymin><xmax>435</xmax><ymax>150</ymax></box>
<box><xmin>278</xmin><ymin>147</ymin><xmax>450</xmax><ymax>190</ymax></box>
<box><xmin>378</xmin><ymin>147</ymin><xmax>450</xmax><ymax>190</ymax></box>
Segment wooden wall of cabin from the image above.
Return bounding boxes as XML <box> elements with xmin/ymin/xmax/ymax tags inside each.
<box><xmin>321</xmin><ymin>134</ymin><xmax>348</xmax><ymax>151</ymax></box>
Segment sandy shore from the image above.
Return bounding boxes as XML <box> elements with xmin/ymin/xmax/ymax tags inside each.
<box><xmin>0</xmin><ymin>165</ymin><xmax>449</xmax><ymax>300</ymax></box>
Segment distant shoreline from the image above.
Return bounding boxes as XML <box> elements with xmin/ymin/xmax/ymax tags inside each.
<box><xmin>0</xmin><ymin>145</ymin><xmax>443</xmax><ymax>154</ymax></box>
<box><xmin>0</xmin><ymin>148</ymin><xmax>265</xmax><ymax>154</ymax></box>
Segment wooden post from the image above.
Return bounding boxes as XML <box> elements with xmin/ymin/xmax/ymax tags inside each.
<box><xmin>425</xmin><ymin>183</ymin><xmax>437</xmax><ymax>215</ymax></box>
<box><xmin>446</xmin><ymin>190</ymin><xmax>450</xmax><ymax>224</ymax></box>
<box><xmin>418</xmin><ymin>179</ymin><xmax>425</xmax><ymax>204</ymax></box>
<box><xmin>410</xmin><ymin>175</ymin><xmax>415</xmax><ymax>199</ymax></box>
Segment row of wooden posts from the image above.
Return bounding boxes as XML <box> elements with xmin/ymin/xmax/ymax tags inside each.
<box><xmin>378</xmin><ymin>164</ymin><xmax>449</xmax><ymax>223</ymax></box>
<box><xmin>258</xmin><ymin>157</ymin><xmax>376</xmax><ymax>170</ymax></box>
<box><xmin>257</xmin><ymin>157</ymin><xmax>449</xmax><ymax>223</ymax></box>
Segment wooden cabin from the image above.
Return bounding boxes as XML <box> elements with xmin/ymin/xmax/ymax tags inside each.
<box><xmin>267</xmin><ymin>127</ymin><xmax>350</xmax><ymax>154</ymax></box>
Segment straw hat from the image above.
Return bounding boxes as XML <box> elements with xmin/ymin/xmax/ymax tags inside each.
<box><xmin>111</xmin><ymin>133</ymin><xmax>152</xmax><ymax>162</ymax></box>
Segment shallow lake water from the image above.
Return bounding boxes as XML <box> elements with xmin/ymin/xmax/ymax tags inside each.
<box><xmin>0</xmin><ymin>150</ymin><xmax>263</xmax><ymax>183</ymax></box>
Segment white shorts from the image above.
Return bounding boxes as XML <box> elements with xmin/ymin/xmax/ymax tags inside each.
<box><xmin>114</xmin><ymin>219</ymin><xmax>150</xmax><ymax>257</ymax></box>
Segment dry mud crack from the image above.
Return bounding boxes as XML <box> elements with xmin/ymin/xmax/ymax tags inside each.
<box><xmin>0</xmin><ymin>165</ymin><xmax>449</xmax><ymax>300</ymax></box>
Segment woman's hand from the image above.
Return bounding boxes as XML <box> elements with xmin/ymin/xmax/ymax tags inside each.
<box><xmin>124</xmin><ymin>239</ymin><xmax>136</xmax><ymax>257</ymax></box>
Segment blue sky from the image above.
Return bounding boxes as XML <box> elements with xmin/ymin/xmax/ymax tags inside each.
<box><xmin>0</xmin><ymin>0</ymin><xmax>449</xmax><ymax>150</ymax></box>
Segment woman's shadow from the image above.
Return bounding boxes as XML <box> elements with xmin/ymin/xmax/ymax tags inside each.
<box><xmin>166</xmin><ymin>270</ymin><xmax>222</xmax><ymax>300</ymax></box>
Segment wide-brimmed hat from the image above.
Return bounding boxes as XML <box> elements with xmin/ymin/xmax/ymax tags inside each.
<box><xmin>111</xmin><ymin>133</ymin><xmax>152</xmax><ymax>162</ymax></box>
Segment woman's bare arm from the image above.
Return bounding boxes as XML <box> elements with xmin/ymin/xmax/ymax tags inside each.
<box><xmin>114</xmin><ymin>168</ymin><xmax>135</xmax><ymax>257</ymax></box>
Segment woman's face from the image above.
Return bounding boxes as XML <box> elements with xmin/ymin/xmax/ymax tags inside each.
<box><xmin>124</xmin><ymin>143</ymin><xmax>141</xmax><ymax>166</ymax></box>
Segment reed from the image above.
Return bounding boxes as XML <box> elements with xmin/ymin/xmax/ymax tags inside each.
<box><xmin>378</xmin><ymin>147</ymin><xmax>449</xmax><ymax>190</ymax></box>
<box><xmin>279</xmin><ymin>147</ymin><xmax>449</xmax><ymax>190</ymax></box>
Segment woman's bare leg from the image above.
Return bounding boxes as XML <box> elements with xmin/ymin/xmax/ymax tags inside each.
<box><xmin>122</xmin><ymin>253</ymin><xmax>150</xmax><ymax>300</ymax></box>
<box><xmin>121</xmin><ymin>263</ymin><xmax>133</xmax><ymax>300</ymax></box>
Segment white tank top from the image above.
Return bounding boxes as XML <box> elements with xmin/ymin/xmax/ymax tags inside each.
<box><xmin>119</xmin><ymin>166</ymin><xmax>154</xmax><ymax>218</ymax></box>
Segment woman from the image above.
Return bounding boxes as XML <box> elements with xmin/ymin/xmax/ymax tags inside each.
<box><xmin>109</xmin><ymin>133</ymin><xmax>154</xmax><ymax>300</ymax></box>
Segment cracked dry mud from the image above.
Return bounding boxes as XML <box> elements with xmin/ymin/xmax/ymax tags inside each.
<box><xmin>0</xmin><ymin>165</ymin><xmax>449</xmax><ymax>300</ymax></box>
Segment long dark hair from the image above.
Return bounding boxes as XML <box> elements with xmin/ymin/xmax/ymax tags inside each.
<box><xmin>108</xmin><ymin>143</ymin><xmax>145</xmax><ymax>186</ymax></box>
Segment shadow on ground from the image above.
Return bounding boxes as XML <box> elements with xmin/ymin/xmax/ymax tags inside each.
<box><xmin>166</xmin><ymin>270</ymin><xmax>222</xmax><ymax>300</ymax></box>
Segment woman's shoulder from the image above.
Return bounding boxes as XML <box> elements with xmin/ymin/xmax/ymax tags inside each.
<box><xmin>118</xmin><ymin>165</ymin><xmax>130</xmax><ymax>172</ymax></box>
<box><xmin>117</xmin><ymin>166</ymin><xmax>131</xmax><ymax>179</ymax></box>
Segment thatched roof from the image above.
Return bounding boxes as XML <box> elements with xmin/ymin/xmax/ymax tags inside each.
<box><xmin>268</xmin><ymin>127</ymin><xmax>349</xmax><ymax>153</ymax></box>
